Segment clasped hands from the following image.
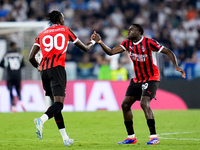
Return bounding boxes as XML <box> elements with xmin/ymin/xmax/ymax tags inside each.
<box><xmin>91</xmin><ymin>31</ymin><xmax>101</xmax><ymax>44</ymax></box>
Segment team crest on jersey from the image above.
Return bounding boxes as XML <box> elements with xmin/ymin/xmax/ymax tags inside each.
<box><xmin>142</xmin><ymin>47</ymin><xmax>145</xmax><ymax>52</ymax></box>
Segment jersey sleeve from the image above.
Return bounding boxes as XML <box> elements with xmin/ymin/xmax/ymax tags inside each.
<box><xmin>120</xmin><ymin>40</ymin><xmax>128</xmax><ymax>51</ymax></box>
<box><xmin>149</xmin><ymin>39</ymin><xmax>164</xmax><ymax>53</ymax></box>
<box><xmin>34</xmin><ymin>35</ymin><xmax>40</xmax><ymax>47</ymax></box>
<box><xmin>68</xmin><ymin>28</ymin><xmax>78</xmax><ymax>43</ymax></box>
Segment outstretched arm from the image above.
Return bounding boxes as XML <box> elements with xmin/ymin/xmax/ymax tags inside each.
<box><xmin>70</xmin><ymin>29</ymin><xmax>99</xmax><ymax>52</ymax></box>
<box><xmin>92</xmin><ymin>32</ymin><xmax>124</xmax><ymax>55</ymax></box>
<box><xmin>74</xmin><ymin>40</ymin><xmax>96</xmax><ymax>52</ymax></box>
<box><xmin>161</xmin><ymin>47</ymin><xmax>186</xmax><ymax>78</ymax></box>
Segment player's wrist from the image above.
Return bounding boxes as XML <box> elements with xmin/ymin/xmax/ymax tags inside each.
<box><xmin>97</xmin><ymin>40</ymin><xmax>102</xmax><ymax>44</ymax></box>
<box><xmin>90</xmin><ymin>40</ymin><xmax>96</xmax><ymax>45</ymax></box>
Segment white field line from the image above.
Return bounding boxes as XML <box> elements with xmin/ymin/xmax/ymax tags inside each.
<box><xmin>157</xmin><ymin>132</ymin><xmax>200</xmax><ymax>141</ymax></box>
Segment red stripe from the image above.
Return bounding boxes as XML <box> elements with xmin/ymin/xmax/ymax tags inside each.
<box><xmin>132</xmin><ymin>43</ymin><xmax>143</xmax><ymax>82</ymax></box>
<box><xmin>137</xmin><ymin>43</ymin><xmax>146</xmax><ymax>80</ymax></box>
<box><xmin>142</xmin><ymin>39</ymin><xmax>151</xmax><ymax>81</ymax></box>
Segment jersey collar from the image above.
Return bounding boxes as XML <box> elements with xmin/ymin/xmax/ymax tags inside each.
<box><xmin>132</xmin><ymin>36</ymin><xmax>144</xmax><ymax>45</ymax></box>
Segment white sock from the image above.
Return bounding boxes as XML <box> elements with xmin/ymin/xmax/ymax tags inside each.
<box><xmin>150</xmin><ymin>134</ymin><xmax>157</xmax><ymax>138</ymax></box>
<box><xmin>40</xmin><ymin>114</ymin><xmax>49</xmax><ymax>124</ymax></box>
<box><xmin>59</xmin><ymin>128</ymin><xmax>69</xmax><ymax>141</ymax></box>
<box><xmin>127</xmin><ymin>134</ymin><xmax>135</xmax><ymax>138</ymax></box>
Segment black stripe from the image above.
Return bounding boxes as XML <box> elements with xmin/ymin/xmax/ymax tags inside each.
<box><xmin>145</xmin><ymin>38</ymin><xmax>154</xmax><ymax>76</ymax></box>
<box><xmin>46</xmin><ymin>58</ymin><xmax>50</xmax><ymax>69</ymax></box>
<box><xmin>38</xmin><ymin>37</ymin><xmax>40</xmax><ymax>44</ymax></box>
<box><xmin>140</xmin><ymin>42</ymin><xmax>150</xmax><ymax>79</ymax></box>
<box><xmin>127</xmin><ymin>40</ymin><xmax>130</xmax><ymax>51</ymax></box>
<box><xmin>69</xmin><ymin>35</ymin><xmax>73</xmax><ymax>41</ymax></box>
<box><xmin>130</xmin><ymin>40</ymin><xmax>140</xmax><ymax>81</ymax></box>
<box><xmin>50</xmin><ymin>54</ymin><xmax>57</xmax><ymax>68</ymax></box>
<box><xmin>68</xmin><ymin>28</ymin><xmax>77</xmax><ymax>39</ymax></box>
<box><xmin>42</xmin><ymin>57</ymin><xmax>47</xmax><ymax>71</ymax></box>
<box><xmin>123</xmin><ymin>41</ymin><xmax>127</xmax><ymax>50</ymax></box>
<box><xmin>57</xmin><ymin>54</ymin><xmax>61</xmax><ymax>61</ymax></box>
<box><xmin>135</xmin><ymin>44</ymin><xmax>145</xmax><ymax>80</ymax></box>
<box><xmin>150</xmin><ymin>43</ymin><xmax>159</xmax><ymax>51</ymax></box>
<box><xmin>132</xmin><ymin>58</ymin><xmax>140</xmax><ymax>81</ymax></box>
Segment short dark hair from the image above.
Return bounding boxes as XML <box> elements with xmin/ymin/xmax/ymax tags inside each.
<box><xmin>45</xmin><ymin>10</ymin><xmax>62</xmax><ymax>24</ymax></box>
<box><xmin>132</xmin><ymin>24</ymin><xmax>144</xmax><ymax>35</ymax></box>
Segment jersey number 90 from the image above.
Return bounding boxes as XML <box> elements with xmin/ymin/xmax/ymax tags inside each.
<box><xmin>42</xmin><ymin>33</ymin><xmax>65</xmax><ymax>52</ymax></box>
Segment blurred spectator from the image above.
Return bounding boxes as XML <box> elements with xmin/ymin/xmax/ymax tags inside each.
<box><xmin>0</xmin><ymin>5</ymin><xmax>9</xmax><ymax>21</ymax></box>
<box><xmin>70</xmin><ymin>0</ymin><xmax>87</xmax><ymax>11</ymax></box>
<box><xmin>102</xmin><ymin>18</ymin><xmax>119</xmax><ymax>47</ymax></box>
<box><xmin>187</xmin><ymin>5</ymin><xmax>198</xmax><ymax>21</ymax></box>
<box><xmin>111</xmin><ymin>61</ymin><xmax>128</xmax><ymax>81</ymax></box>
<box><xmin>77</xmin><ymin>53</ymin><xmax>95</xmax><ymax>79</ymax></box>
<box><xmin>11</xmin><ymin>0</ymin><xmax>28</xmax><ymax>21</ymax></box>
<box><xmin>134</xmin><ymin>13</ymin><xmax>147</xmax><ymax>25</ymax></box>
<box><xmin>96</xmin><ymin>55</ymin><xmax>111</xmax><ymax>80</ymax></box>
<box><xmin>87</xmin><ymin>0</ymin><xmax>101</xmax><ymax>13</ymax></box>
<box><xmin>170</xmin><ymin>24</ymin><xmax>186</xmax><ymax>49</ymax></box>
<box><xmin>185</xmin><ymin>27</ymin><xmax>199</xmax><ymax>62</ymax></box>
<box><xmin>2</xmin><ymin>0</ymin><xmax>12</xmax><ymax>12</ymax></box>
<box><xmin>29</xmin><ymin>0</ymin><xmax>45</xmax><ymax>21</ymax></box>
<box><xmin>110</xmin><ymin>7</ymin><xmax>124</xmax><ymax>28</ymax></box>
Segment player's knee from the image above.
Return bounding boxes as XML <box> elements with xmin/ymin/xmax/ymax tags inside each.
<box><xmin>140</xmin><ymin>101</ymin><xmax>149</xmax><ymax>110</ymax></box>
<box><xmin>59</xmin><ymin>102</ymin><xmax>64</xmax><ymax>110</ymax></box>
<box><xmin>121</xmin><ymin>101</ymin><xmax>130</xmax><ymax>111</ymax></box>
<box><xmin>55</xmin><ymin>102</ymin><xmax>64</xmax><ymax>110</ymax></box>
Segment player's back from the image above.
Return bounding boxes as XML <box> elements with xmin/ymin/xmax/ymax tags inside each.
<box><xmin>3</xmin><ymin>51</ymin><xmax>24</xmax><ymax>79</ymax></box>
<box><xmin>36</xmin><ymin>25</ymin><xmax>77</xmax><ymax>71</ymax></box>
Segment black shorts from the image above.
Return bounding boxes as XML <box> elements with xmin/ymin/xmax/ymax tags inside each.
<box><xmin>125</xmin><ymin>79</ymin><xmax>160</xmax><ymax>100</ymax></box>
<box><xmin>41</xmin><ymin>66</ymin><xmax>67</xmax><ymax>96</ymax></box>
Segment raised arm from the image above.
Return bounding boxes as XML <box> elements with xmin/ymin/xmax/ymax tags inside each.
<box><xmin>161</xmin><ymin>47</ymin><xmax>186</xmax><ymax>78</ymax></box>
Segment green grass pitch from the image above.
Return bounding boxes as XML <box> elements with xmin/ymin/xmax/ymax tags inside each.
<box><xmin>0</xmin><ymin>110</ymin><xmax>200</xmax><ymax>150</ymax></box>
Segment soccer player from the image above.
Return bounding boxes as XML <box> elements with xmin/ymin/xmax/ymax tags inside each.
<box><xmin>29</xmin><ymin>10</ymin><xmax>99</xmax><ymax>147</ymax></box>
<box><xmin>92</xmin><ymin>24</ymin><xmax>186</xmax><ymax>145</ymax></box>
<box><xmin>0</xmin><ymin>42</ymin><xmax>25</xmax><ymax>113</ymax></box>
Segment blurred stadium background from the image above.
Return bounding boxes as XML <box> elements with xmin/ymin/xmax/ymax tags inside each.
<box><xmin>0</xmin><ymin>0</ymin><xmax>200</xmax><ymax>111</ymax></box>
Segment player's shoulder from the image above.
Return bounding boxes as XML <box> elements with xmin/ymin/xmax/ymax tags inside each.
<box><xmin>42</xmin><ymin>25</ymin><xmax>68</xmax><ymax>33</ymax></box>
<box><xmin>145</xmin><ymin>37</ymin><xmax>159</xmax><ymax>43</ymax></box>
<box><xmin>6</xmin><ymin>51</ymin><xmax>20</xmax><ymax>57</ymax></box>
<box><xmin>121</xmin><ymin>39</ymin><xmax>129</xmax><ymax>44</ymax></box>
<box><xmin>142</xmin><ymin>36</ymin><xmax>151</xmax><ymax>41</ymax></box>
<box><xmin>52</xmin><ymin>25</ymin><xmax>69</xmax><ymax>31</ymax></box>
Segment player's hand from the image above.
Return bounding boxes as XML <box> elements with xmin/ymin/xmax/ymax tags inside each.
<box><xmin>91</xmin><ymin>31</ymin><xmax>101</xmax><ymax>43</ymax></box>
<box><xmin>175</xmin><ymin>66</ymin><xmax>186</xmax><ymax>78</ymax></box>
<box><xmin>91</xmin><ymin>31</ymin><xmax>96</xmax><ymax>40</ymax></box>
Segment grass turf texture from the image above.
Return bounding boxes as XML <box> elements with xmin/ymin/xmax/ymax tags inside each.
<box><xmin>0</xmin><ymin>110</ymin><xmax>200</xmax><ymax>150</ymax></box>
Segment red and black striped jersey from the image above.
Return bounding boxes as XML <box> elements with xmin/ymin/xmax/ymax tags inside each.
<box><xmin>120</xmin><ymin>36</ymin><xmax>164</xmax><ymax>83</ymax></box>
<box><xmin>34</xmin><ymin>25</ymin><xmax>77</xmax><ymax>71</ymax></box>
